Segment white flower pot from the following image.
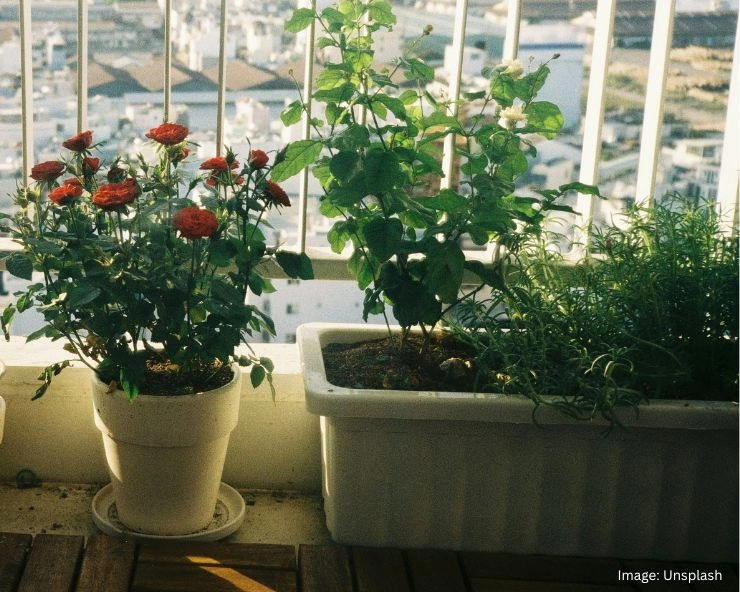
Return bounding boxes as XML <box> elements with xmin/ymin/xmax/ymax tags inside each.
<box><xmin>91</xmin><ymin>364</ymin><xmax>241</xmax><ymax>536</ymax></box>
<box><xmin>298</xmin><ymin>323</ymin><xmax>739</xmax><ymax>562</ymax></box>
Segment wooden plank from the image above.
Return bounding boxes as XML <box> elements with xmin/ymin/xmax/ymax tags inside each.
<box><xmin>0</xmin><ymin>533</ymin><xmax>32</xmax><ymax>592</ymax></box>
<box><xmin>470</xmin><ymin>580</ymin><xmax>633</xmax><ymax>592</ymax></box>
<box><xmin>16</xmin><ymin>534</ymin><xmax>84</xmax><ymax>592</ymax></box>
<box><xmin>620</xmin><ymin>560</ymin><xmax>692</xmax><ymax>592</ymax></box>
<box><xmin>133</xmin><ymin>562</ymin><xmax>296</xmax><ymax>592</ymax></box>
<box><xmin>406</xmin><ymin>549</ymin><xmax>467</xmax><ymax>592</ymax></box>
<box><xmin>461</xmin><ymin>552</ymin><xmax>623</xmax><ymax>585</ymax></box>
<box><xmin>679</xmin><ymin>563</ymin><xmax>739</xmax><ymax>592</ymax></box>
<box><xmin>352</xmin><ymin>546</ymin><xmax>411</xmax><ymax>592</ymax></box>
<box><xmin>75</xmin><ymin>534</ymin><xmax>137</xmax><ymax>592</ymax></box>
<box><xmin>299</xmin><ymin>544</ymin><xmax>353</xmax><ymax>592</ymax></box>
<box><xmin>138</xmin><ymin>541</ymin><xmax>296</xmax><ymax>570</ymax></box>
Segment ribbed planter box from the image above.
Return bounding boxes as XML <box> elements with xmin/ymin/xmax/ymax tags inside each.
<box><xmin>298</xmin><ymin>323</ymin><xmax>738</xmax><ymax>562</ymax></box>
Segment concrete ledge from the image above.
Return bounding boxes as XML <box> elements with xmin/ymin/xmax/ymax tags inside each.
<box><xmin>0</xmin><ymin>338</ymin><xmax>321</xmax><ymax>492</ymax></box>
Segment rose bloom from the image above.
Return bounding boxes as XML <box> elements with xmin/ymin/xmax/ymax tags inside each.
<box><xmin>92</xmin><ymin>178</ymin><xmax>138</xmax><ymax>211</ymax></box>
<box><xmin>62</xmin><ymin>130</ymin><xmax>93</xmax><ymax>152</ymax></box>
<box><xmin>83</xmin><ymin>156</ymin><xmax>101</xmax><ymax>174</ymax></box>
<box><xmin>146</xmin><ymin>123</ymin><xmax>189</xmax><ymax>146</ymax></box>
<box><xmin>175</xmin><ymin>146</ymin><xmax>190</xmax><ymax>162</ymax></box>
<box><xmin>173</xmin><ymin>207</ymin><xmax>218</xmax><ymax>239</ymax></box>
<box><xmin>48</xmin><ymin>183</ymin><xmax>83</xmax><ymax>206</ymax></box>
<box><xmin>265</xmin><ymin>180</ymin><xmax>291</xmax><ymax>207</ymax></box>
<box><xmin>205</xmin><ymin>174</ymin><xmax>244</xmax><ymax>188</ymax></box>
<box><xmin>200</xmin><ymin>157</ymin><xmax>239</xmax><ymax>174</ymax></box>
<box><xmin>30</xmin><ymin>160</ymin><xmax>65</xmax><ymax>182</ymax></box>
<box><xmin>248</xmin><ymin>149</ymin><xmax>269</xmax><ymax>170</ymax></box>
<box><xmin>107</xmin><ymin>166</ymin><xmax>127</xmax><ymax>182</ymax></box>
<box><xmin>63</xmin><ymin>177</ymin><xmax>83</xmax><ymax>188</ymax></box>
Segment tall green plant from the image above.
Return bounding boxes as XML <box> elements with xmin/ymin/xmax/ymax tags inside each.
<box><xmin>272</xmin><ymin>0</ymin><xmax>595</xmax><ymax>350</ymax></box>
<box><xmin>452</xmin><ymin>195</ymin><xmax>738</xmax><ymax>424</ymax></box>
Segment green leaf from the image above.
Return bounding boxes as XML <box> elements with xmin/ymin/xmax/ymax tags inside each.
<box><xmin>425</xmin><ymin>241</ymin><xmax>464</xmax><ymax>302</ymax></box>
<box><xmin>280</xmin><ymin>101</ymin><xmax>303</xmax><ymax>127</ymax></box>
<box><xmin>209</xmin><ymin>238</ymin><xmax>238</xmax><ymax>267</ymax></box>
<box><xmin>5</xmin><ymin>253</ymin><xmax>33</xmax><ymax>280</ymax></box>
<box><xmin>368</xmin><ymin>0</ymin><xmax>396</xmax><ymax>25</ymax></box>
<box><xmin>329</xmin><ymin>151</ymin><xmax>361</xmax><ymax>181</ymax></box>
<box><xmin>364</xmin><ymin>217</ymin><xmax>403</xmax><ymax>262</ymax></box>
<box><xmin>250</xmin><ymin>364</ymin><xmax>266</xmax><ymax>388</ymax></box>
<box><xmin>276</xmin><ymin>251</ymin><xmax>315</xmax><ymax>279</ymax></box>
<box><xmin>418</xmin><ymin>189</ymin><xmax>468</xmax><ymax>212</ymax></box>
<box><xmin>271</xmin><ymin>140</ymin><xmax>323</xmax><ymax>182</ymax></box>
<box><xmin>68</xmin><ymin>285</ymin><xmax>102</xmax><ymax>308</ymax></box>
<box><xmin>522</xmin><ymin>101</ymin><xmax>563</xmax><ymax>139</ymax></box>
<box><xmin>285</xmin><ymin>8</ymin><xmax>316</xmax><ymax>32</ymax></box>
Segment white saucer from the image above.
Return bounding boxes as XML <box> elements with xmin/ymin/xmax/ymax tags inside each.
<box><xmin>91</xmin><ymin>482</ymin><xmax>246</xmax><ymax>541</ymax></box>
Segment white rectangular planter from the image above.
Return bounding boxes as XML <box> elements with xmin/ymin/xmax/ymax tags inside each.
<box><xmin>298</xmin><ymin>323</ymin><xmax>738</xmax><ymax>562</ymax></box>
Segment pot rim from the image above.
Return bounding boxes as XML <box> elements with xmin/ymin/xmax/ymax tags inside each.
<box><xmin>298</xmin><ymin>322</ymin><xmax>739</xmax><ymax>430</ymax></box>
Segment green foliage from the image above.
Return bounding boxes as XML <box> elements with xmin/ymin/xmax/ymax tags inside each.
<box><xmin>1</xmin><ymin>129</ymin><xmax>313</xmax><ymax>398</ymax></box>
<box><xmin>279</xmin><ymin>0</ymin><xmax>581</xmax><ymax>347</ymax></box>
<box><xmin>451</xmin><ymin>195</ymin><xmax>739</xmax><ymax>425</ymax></box>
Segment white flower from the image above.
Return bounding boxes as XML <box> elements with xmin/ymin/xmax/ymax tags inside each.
<box><xmin>498</xmin><ymin>104</ymin><xmax>527</xmax><ymax>129</ymax></box>
<box><xmin>500</xmin><ymin>58</ymin><xmax>524</xmax><ymax>79</ymax></box>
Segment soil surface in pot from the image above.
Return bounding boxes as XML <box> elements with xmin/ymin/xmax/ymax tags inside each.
<box><xmin>98</xmin><ymin>358</ymin><xmax>234</xmax><ymax>396</ymax></box>
<box><xmin>323</xmin><ymin>333</ymin><xmax>486</xmax><ymax>392</ymax></box>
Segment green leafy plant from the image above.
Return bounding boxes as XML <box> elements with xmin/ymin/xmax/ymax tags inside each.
<box><xmin>1</xmin><ymin>125</ymin><xmax>313</xmax><ymax>399</ymax></box>
<box><xmin>272</xmin><ymin>0</ymin><xmax>596</xmax><ymax>351</ymax></box>
<box><xmin>452</xmin><ymin>195</ymin><xmax>738</xmax><ymax>424</ymax></box>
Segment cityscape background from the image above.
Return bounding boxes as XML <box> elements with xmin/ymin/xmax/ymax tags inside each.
<box><xmin>0</xmin><ymin>0</ymin><xmax>736</xmax><ymax>341</ymax></box>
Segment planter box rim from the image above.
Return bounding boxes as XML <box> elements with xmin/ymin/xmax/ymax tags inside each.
<box><xmin>297</xmin><ymin>322</ymin><xmax>738</xmax><ymax>430</ymax></box>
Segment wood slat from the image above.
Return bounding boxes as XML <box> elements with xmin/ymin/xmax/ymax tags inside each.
<box><xmin>0</xmin><ymin>533</ymin><xmax>32</xmax><ymax>592</ymax></box>
<box><xmin>138</xmin><ymin>540</ymin><xmax>296</xmax><ymax>570</ymax></box>
<box><xmin>461</xmin><ymin>552</ymin><xmax>623</xmax><ymax>585</ymax></box>
<box><xmin>406</xmin><ymin>549</ymin><xmax>467</xmax><ymax>592</ymax></box>
<box><xmin>75</xmin><ymin>534</ymin><xmax>136</xmax><ymax>592</ymax></box>
<box><xmin>352</xmin><ymin>546</ymin><xmax>411</xmax><ymax>592</ymax></box>
<box><xmin>299</xmin><ymin>544</ymin><xmax>353</xmax><ymax>592</ymax></box>
<box><xmin>470</xmin><ymin>580</ymin><xmax>633</xmax><ymax>592</ymax></box>
<box><xmin>679</xmin><ymin>563</ymin><xmax>739</xmax><ymax>592</ymax></box>
<box><xmin>133</xmin><ymin>562</ymin><xmax>296</xmax><ymax>592</ymax></box>
<box><xmin>16</xmin><ymin>534</ymin><xmax>84</xmax><ymax>592</ymax></box>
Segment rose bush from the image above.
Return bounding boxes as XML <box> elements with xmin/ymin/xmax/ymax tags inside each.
<box><xmin>1</xmin><ymin>125</ymin><xmax>313</xmax><ymax>399</ymax></box>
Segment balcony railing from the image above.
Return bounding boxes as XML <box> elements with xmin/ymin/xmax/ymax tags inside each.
<box><xmin>3</xmin><ymin>0</ymin><xmax>740</xmax><ymax>261</ymax></box>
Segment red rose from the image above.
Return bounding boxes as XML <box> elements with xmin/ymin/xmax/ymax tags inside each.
<box><xmin>199</xmin><ymin>157</ymin><xmax>239</xmax><ymax>173</ymax></box>
<box><xmin>83</xmin><ymin>156</ymin><xmax>100</xmax><ymax>174</ymax></box>
<box><xmin>173</xmin><ymin>207</ymin><xmax>218</xmax><ymax>239</ymax></box>
<box><xmin>248</xmin><ymin>149</ymin><xmax>269</xmax><ymax>170</ymax></box>
<box><xmin>63</xmin><ymin>130</ymin><xmax>93</xmax><ymax>152</ymax></box>
<box><xmin>48</xmin><ymin>183</ymin><xmax>83</xmax><ymax>205</ymax></box>
<box><xmin>92</xmin><ymin>178</ymin><xmax>138</xmax><ymax>211</ymax></box>
<box><xmin>30</xmin><ymin>161</ymin><xmax>65</xmax><ymax>182</ymax></box>
<box><xmin>146</xmin><ymin>123</ymin><xmax>189</xmax><ymax>146</ymax></box>
<box><xmin>264</xmin><ymin>180</ymin><xmax>291</xmax><ymax>207</ymax></box>
<box><xmin>63</xmin><ymin>177</ymin><xmax>83</xmax><ymax>188</ymax></box>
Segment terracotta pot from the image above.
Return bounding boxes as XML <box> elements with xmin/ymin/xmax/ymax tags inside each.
<box><xmin>91</xmin><ymin>364</ymin><xmax>241</xmax><ymax>536</ymax></box>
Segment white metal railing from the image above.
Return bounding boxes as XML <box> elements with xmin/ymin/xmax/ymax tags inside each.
<box><xmin>10</xmin><ymin>0</ymin><xmax>740</xmax><ymax>257</ymax></box>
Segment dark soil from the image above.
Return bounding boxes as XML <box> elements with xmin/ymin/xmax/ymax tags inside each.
<box><xmin>99</xmin><ymin>358</ymin><xmax>234</xmax><ymax>396</ymax></box>
<box><xmin>322</xmin><ymin>333</ymin><xmax>483</xmax><ymax>392</ymax></box>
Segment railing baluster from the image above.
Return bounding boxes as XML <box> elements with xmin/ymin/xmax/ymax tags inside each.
<box><xmin>634</xmin><ymin>0</ymin><xmax>676</xmax><ymax>206</ymax></box>
<box><xmin>502</xmin><ymin>0</ymin><xmax>521</xmax><ymax>61</ymax></box>
<box><xmin>18</xmin><ymin>0</ymin><xmax>34</xmax><ymax>180</ymax></box>
<box><xmin>439</xmin><ymin>0</ymin><xmax>468</xmax><ymax>191</ymax></box>
<box><xmin>716</xmin><ymin>17</ymin><xmax>739</xmax><ymax>237</ymax></box>
<box><xmin>576</xmin><ymin>0</ymin><xmax>617</xmax><ymax>251</ymax></box>
<box><xmin>77</xmin><ymin>0</ymin><xmax>88</xmax><ymax>132</ymax></box>
<box><xmin>216</xmin><ymin>0</ymin><xmax>228</xmax><ymax>156</ymax></box>
<box><xmin>163</xmin><ymin>0</ymin><xmax>173</xmax><ymax>123</ymax></box>
<box><xmin>297</xmin><ymin>0</ymin><xmax>317</xmax><ymax>253</ymax></box>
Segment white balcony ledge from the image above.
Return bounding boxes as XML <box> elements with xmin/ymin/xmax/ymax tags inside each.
<box><xmin>0</xmin><ymin>337</ymin><xmax>321</xmax><ymax>492</ymax></box>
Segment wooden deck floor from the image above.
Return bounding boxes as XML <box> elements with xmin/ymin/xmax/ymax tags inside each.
<box><xmin>0</xmin><ymin>532</ymin><xmax>737</xmax><ymax>592</ymax></box>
